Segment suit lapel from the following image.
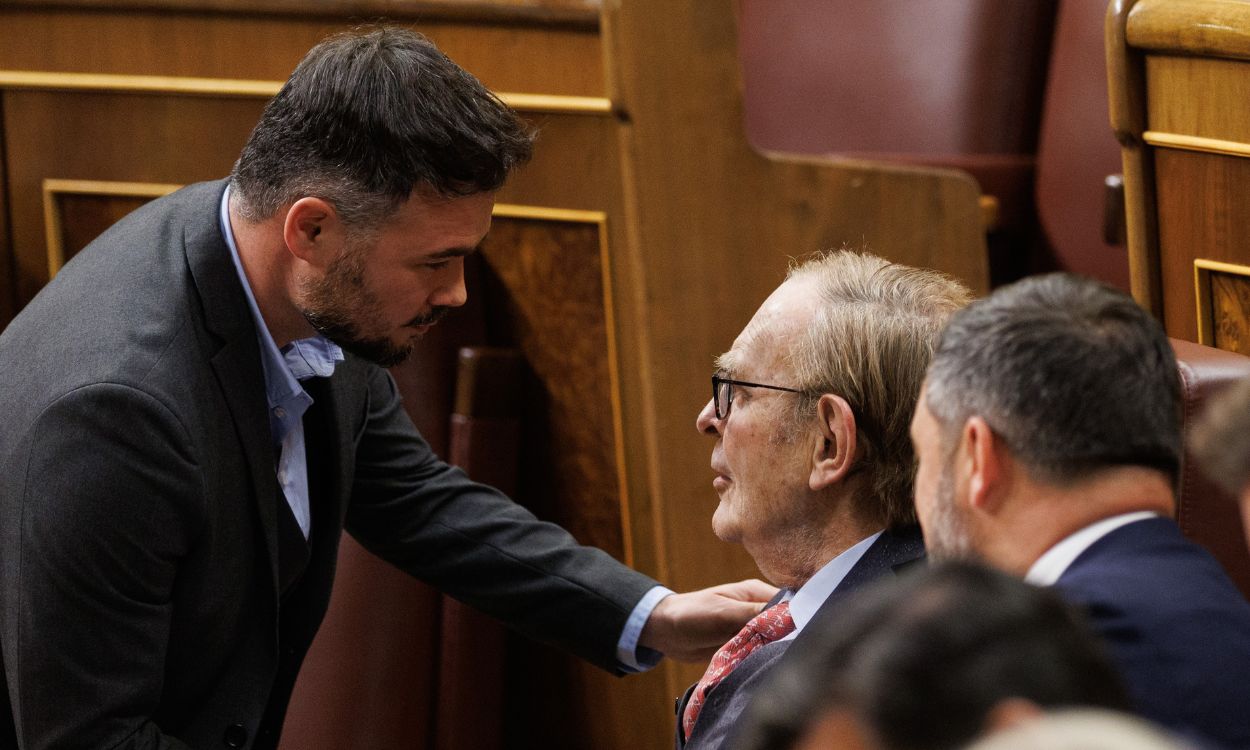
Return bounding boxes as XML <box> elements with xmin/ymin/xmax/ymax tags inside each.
<box><xmin>184</xmin><ymin>180</ymin><xmax>282</xmax><ymax>598</ymax></box>
<box><xmin>804</xmin><ymin>525</ymin><xmax>926</xmax><ymax>628</ymax></box>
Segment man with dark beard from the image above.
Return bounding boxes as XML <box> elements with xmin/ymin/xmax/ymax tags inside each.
<box><xmin>0</xmin><ymin>28</ymin><xmax>772</xmax><ymax>750</ymax></box>
<box><xmin>909</xmin><ymin>273</ymin><xmax>1250</xmax><ymax>749</ymax></box>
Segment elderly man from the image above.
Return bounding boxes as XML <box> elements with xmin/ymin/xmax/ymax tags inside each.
<box><xmin>677</xmin><ymin>251</ymin><xmax>971</xmax><ymax>749</ymax></box>
<box><xmin>910</xmin><ymin>273</ymin><xmax>1250</xmax><ymax>748</ymax></box>
<box><xmin>0</xmin><ymin>28</ymin><xmax>770</xmax><ymax>749</ymax></box>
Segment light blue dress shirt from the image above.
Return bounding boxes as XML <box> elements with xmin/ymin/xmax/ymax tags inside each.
<box><xmin>778</xmin><ymin>529</ymin><xmax>883</xmax><ymax>641</ymax></box>
<box><xmin>219</xmin><ymin>187</ymin><xmax>662</xmax><ymax>669</ymax></box>
<box><xmin>220</xmin><ymin>187</ymin><xmax>343</xmax><ymax>538</ymax></box>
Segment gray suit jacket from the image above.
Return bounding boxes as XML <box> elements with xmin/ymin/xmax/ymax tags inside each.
<box><xmin>0</xmin><ymin>180</ymin><xmax>658</xmax><ymax>750</ymax></box>
<box><xmin>675</xmin><ymin>526</ymin><xmax>925</xmax><ymax>750</ymax></box>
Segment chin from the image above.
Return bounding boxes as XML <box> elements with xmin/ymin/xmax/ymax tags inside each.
<box><xmin>710</xmin><ymin>506</ymin><xmax>742</xmax><ymax>544</ymax></box>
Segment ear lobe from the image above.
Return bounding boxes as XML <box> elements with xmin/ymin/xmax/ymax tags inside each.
<box><xmin>810</xmin><ymin>394</ymin><xmax>857</xmax><ymax>491</ymax></box>
<box><xmin>283</xmin><ymin>197</ymin><xmax>342</xmax><ymax>267</ymax></box>
<box><xmin>965</xmin><ymin>416</ymin><xmax>1002</xmax><ymax>511</ymax></box>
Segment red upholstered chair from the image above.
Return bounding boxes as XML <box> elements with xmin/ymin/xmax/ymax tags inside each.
<box><xmin>734</xmin><ymin>0</ymin><xmax>1056</xmax><ymax>282</ymax></box>
<box><xmin>1172</xmin><ymin>338</ymin><xmax>1250</xmax><ymax>599</ymax></box>
<box><xmin>1034</xmin><ymin>0</ymin><xmax>1130</xmax><ymax>290</ymax></box>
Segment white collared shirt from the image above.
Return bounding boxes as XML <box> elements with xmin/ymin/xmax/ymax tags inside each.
<box><xmin>1025</xmin><ymin>511</ymin><xmax>1160</xmax><ymax>586</ymax></box>
<box><xmin>778</xmin><ymin>530</ymin><xmax>884</xmax><ymax>641</ymax></box>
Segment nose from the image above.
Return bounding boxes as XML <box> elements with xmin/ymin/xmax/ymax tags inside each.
<box><xmin>696</xmin><ymin>398</ymin><xmax>721</xmax><ymax>435</ymax></box>
<box><xmin>430</xmin><ymin>258</ymin><xmax>468</xmax><ymax>308</ymax></box>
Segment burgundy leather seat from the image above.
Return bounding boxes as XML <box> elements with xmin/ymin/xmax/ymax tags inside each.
<box><xmin>1172</xmin><ymin>338</ymin><xmax>1250</xmax><ymax>599</ymax></box>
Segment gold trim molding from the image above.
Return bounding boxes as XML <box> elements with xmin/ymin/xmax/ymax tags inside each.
<box><xmin>0</xmin><ymin>70</ymin><xmax>613</xmax><ymax>115</ymax></box>
<box><xmin>1144</xmin><ymin>131</ymin><xmax>1250</xmax><ymax>159</ymax></box>
<box><xmin>493</xmin><ymin>204</ymin><xmax>606</xmax><ymax>223</ymax></box>
<box><xmin>1193</xmin><ymin>258</ymin><xmax>1250</xmax><ymax>346</ymax></box>
<box><xmin>43</xmin><ymin>179</ymin><xmax>181</xmax><ymax>277</ymax></box>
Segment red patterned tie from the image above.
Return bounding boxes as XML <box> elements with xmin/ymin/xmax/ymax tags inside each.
<box><xmin>682</xmin><ymin>601</ymin><xmax>795</xmax><ymax>738</ymax></box>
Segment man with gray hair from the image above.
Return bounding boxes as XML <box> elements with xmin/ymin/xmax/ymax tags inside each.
<box><xmin>910</xmin><ymin>273</ymin><xmax>1250</xmax><ymax>748</ymax></box>
<box><xmin>678</xmin><ymin>250</ymin><xmax>971</xmax><ymax>749</ymax></box>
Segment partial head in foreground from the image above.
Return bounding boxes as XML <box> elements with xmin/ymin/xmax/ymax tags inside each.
<box><xmin>230</xmin><ymin>26</ymin><xmax>534</xmax><ymax>365</ymax></box>
<box><xmin>696</xmin><ymin>250</ymin><xmax>971</xmax><ymax>586</ymax></box>
<box><xmin>1191</xmin><ymin>375</ymin><xmax>1250</xmax><ymax>546</ymax></box>
<box><xmin>964</xmin><ymin>709</ymin><xmax>1190</xmax><ymax>750</ymax></box>
<box><xmin>729</xmin><ymin>561</ymin><xmax>1129</xmax><ymax>750</ymax></box>
<box><xmin>911</xmin><ymin>273</ymin><xmax>1181</xmax><ymax>565</ymax></box>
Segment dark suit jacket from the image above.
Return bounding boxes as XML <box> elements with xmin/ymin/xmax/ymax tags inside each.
<box><xmin>1055</xmin><ymin>517</ymin><xmax>1250</xmax><ymax>749</ymax></box>
<box><xmin>675</xmin><ymin>526</ymin><xmax>925</xmax><ymax>750</ymax></box>
<box><xmin>0</xmin><ymin>180</ymin><xmax>658</xmax><ymax>750</ymax></box>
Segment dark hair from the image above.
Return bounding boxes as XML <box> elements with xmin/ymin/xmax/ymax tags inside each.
<box><xmin>730</xmin><ymin>561</ymin><xmax>1129</xmax><ymax>750</ymax></box>
<box><xmin>230</xmin><ymin>26</ymin><xmax>533</xmax><ymax>228</ymax></box>
<box><xmin>924</xmin><ymin>273</ymin><xmax>1181</xmax><ymax>484</ymax></box>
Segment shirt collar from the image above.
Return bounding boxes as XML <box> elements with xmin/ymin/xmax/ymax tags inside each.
<box><xmin>783</xmin><ymin>529</ymin><xmax>885</xmax><ymax>637</ymax></box>
<box><xmin>219</xmin><ymin>187</ymin><xmax>344</xmax><ymax>439</ymax></box>
<box><xmin>1025</xmin><ymin>511</ymin><xmax>1160</xmax><ymax>586</ymax></box>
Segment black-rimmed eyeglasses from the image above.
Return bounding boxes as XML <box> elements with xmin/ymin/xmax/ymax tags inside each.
<box><xmin>712</xmin><ymin>372</ymin><xmax>803</xmax><ymax>419</ymax></box>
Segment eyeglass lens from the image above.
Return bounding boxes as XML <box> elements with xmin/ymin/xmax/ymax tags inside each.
<box><xmin>714</xmin><ymin>378</ymin><xmax>732</xmax><ymax>419</ymax></box>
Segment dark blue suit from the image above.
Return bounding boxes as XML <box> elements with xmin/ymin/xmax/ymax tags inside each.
<box><xmin>1055</xmin><ymin>517</ymin><xmax>1250</xmax><ymax>749</ymax></box>
<box><xmin>675</xmin><ymin>525</ymin><xmax>925</xmax><ymax>749</ymax></box>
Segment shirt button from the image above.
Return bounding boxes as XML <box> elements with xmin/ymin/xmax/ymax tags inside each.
<box><xmin>273</xmin><ymin>407</ymin><xmax>286</xmax><ymax>419</ymax></box>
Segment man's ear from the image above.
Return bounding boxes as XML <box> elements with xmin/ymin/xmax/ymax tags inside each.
<box><xmin>810</xmin><ymin>394</ymin><xmax>858</xmax><ymax>491</ymax></box>
<box><xmin>283</xmin><ymin>197</ymin><xmax>346</xmax><ymax>268</ymax></box>
<box><xmin>964</xmin><ymin>416</ymin><xmax>1004</xmax><ymax>512</ymax></box>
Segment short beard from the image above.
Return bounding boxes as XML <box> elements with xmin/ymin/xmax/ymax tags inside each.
<box><xmin>924</xmin><ymin>461</ymin><xmax>977</xmax><ymax>561</ymax></box>
<box><xmin>299</xmin><ymin>242</ymin><xmax>449</xmax><ymax>368</ymax></box>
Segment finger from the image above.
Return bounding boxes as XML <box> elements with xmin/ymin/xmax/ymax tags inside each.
<box><xmin>717</xmin><ymin>578</ymin><xmax>779</xmax><ymax>602</ymax></box>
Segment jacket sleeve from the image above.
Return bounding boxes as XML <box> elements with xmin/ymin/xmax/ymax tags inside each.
<box><xmin>343</xmin><ymin>366</ymin><xmax>659</xmax><ymax>673</ymax></box>
<box><xmin>1</xmin><ymin>383</ymin><xmax>201</xmax><ymax>750</ymax></box>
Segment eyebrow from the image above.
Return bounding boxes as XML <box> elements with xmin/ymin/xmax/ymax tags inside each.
<box><xmin>424</xmin><ymin>245</ymin><xmax>480</xmax><ymax>261</ymax></box>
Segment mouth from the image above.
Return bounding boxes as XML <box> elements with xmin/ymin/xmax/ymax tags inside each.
<box><xmin>405</xmin><ymin>306</ymin><xmax>452</xmax><ymax>333</ymax></box>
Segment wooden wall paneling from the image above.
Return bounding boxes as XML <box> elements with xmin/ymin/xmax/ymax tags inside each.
<box><xmin>0</xmin><ymin>7</ymin><xmax>604</xmax><ymax>97</ymax></box>
<box><xmin>1124</xmin><ymin>0</ymin><xmax>1250</xmax><ymax>59</ymax></box>
<box><xmin>3</xmin><ymin>0</ymin><xmax>602</xmax><ymax>27</ymax></box>
<box><xmin>1145</xmin><ymin>56</ymin><xmax>1250</xmax><ymax>144</ymax></box>
<box><xmin>1108</xmin><ymin>0</ymin><xmax>1163</xmax><ymax>317</ymax></box>
<box><xmin>42</xmin><ymin>179</ymin><xmax>181</xmax><ymax>274</ymax></box>
<box><xmin>2</xmin><ymin>88</ymin><xmax>264</xmax><ymax>306</ymax></box>
<box><xmin>1194</xmin><ymin>259</ymin><xmax>1250</xmax><ymax>354</ymax></box>
<box><xmin>0</xmin><ymin>93</ymin><xmax>13</xmax><ymax>327</ymax></box>
<box><xmin>1154</xmin><ymin>148</ymin><xmax>1250</xmax><ymax>342</ymax></box>
<box><xmin>1113</xmin><ymin>0</ymin><xmax>1250</xmax><ymax>334</ymax></box>
<box><xmin>473</xmin><ymin>208</ymin><xmax>659</xmax><ymax>750</ymax></box>
<box><xmin>479</xmin><ymin>209</ymin><xmax>626</xmax><ymax>559</ymax></box>
<box><xmin>601</xmin><ymin>0</ymin><xmax>988</xmax><ymax>738</ymax></box>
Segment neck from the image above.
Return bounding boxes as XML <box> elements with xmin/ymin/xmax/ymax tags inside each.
<box><xmin>228</xmin><ymin>200</ymin><xmax>316</xmax><ymax>348</ymax></box>
<box><xmin>751</xmin><ymin>500</ymin><xmax>878</xmax><ymax>590</ymax></box>
<box><xmin>981</xmin><ymin>466</ymin><xmax>1175</xmax><ymax>576</ymax></box>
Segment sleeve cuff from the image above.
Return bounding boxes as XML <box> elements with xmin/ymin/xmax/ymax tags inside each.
<box><xmin>615</xmin><ymin>585</ymin><xmax>675</xmax><ymax>673</ymax></box>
